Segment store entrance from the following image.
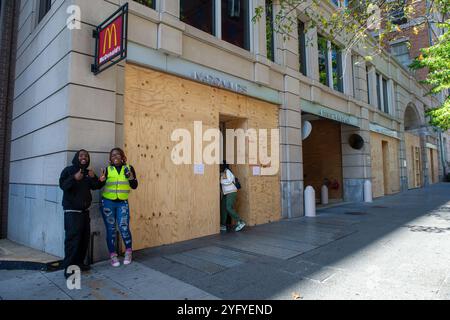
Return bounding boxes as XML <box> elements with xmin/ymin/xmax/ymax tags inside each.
<box><xmin>302</xmin><ymin>113</ymin><xmax>344</xmax><ymax>204</ymax></box>
<box><xmin>219</xmin><ymin>114</ymin><xmax>249</xmax><ymax>228</ymax></box>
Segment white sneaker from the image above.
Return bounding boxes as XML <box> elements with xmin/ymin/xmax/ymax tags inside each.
<box><xmin>220</xmin><ymin>225</ymin><xmax>227</xmax><ymax>231</ymax></box>
<box><xmin>235</xmin><ymin>221</ymin><xmax>246</xmax><ymax>232</ymax></box>
<box><xmin>124</xmin><ymin>249</ymin><xmax>132</xmax><ymax>265</ymax></box>
<box><xmin>110</xmin><ymin>254</ymin><xmax>120</xmax><ymax>267</ymax></box>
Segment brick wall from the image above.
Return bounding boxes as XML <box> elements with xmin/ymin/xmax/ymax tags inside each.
<box><xmin>385</xmin><ymin>0</ymin><xmax>431</xmax><ymax>81</ymax></box>
<box><xmin>0</xmin><ymin>1</ymin><xmax>19</xmax><ymax>238</ymax></box>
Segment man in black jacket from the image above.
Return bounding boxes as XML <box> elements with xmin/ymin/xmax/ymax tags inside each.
<box><xmin>59</xmin><ymin>150</ymin><xmax>101</xmax><ymax>278</ymax></box>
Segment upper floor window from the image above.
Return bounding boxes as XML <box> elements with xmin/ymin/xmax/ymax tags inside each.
<box><xmin>376</xmin><ymin>72</ymin><xmax>390</xmax><ymax>113</ymax></box>
<box><xmin>382</xmin><ymin>77</ymin><xmax>389</xmax><ymax>113</ymax></box>
<box><xmin>134</xmin><ymin>0</ymin><xmax>156</xmax><ymax>9</ymax></box>
<box><xmin>266</xmin><ymin>0</ymin><xmax>275</xmax><ymax>61</ymax></box>
<box><xmin>298</xmin><ymin>20</ymin><xmax>307</xmax><ymax>76</ymax></box>
<box><xmin>181</xmin><ymin>0</ymin><xmax>250</xmax><ymax>51</ymax></box>
<box><xmin>221</xmin><ymin>0</ymin><xmax>250</xmax><ymax>50</ymax></box>
<box><xmin>390</xmin><ymin>41</ymin><xmax>411</xmax><ymax>68</ymax></box>
<box><xmin>38</xmin><ymin>0</ymin><xmax>51</xmax><ymax>23</ymax></box>
<box><xmin>180</xmin><ymin>0</ymin><xmax>214</xmax><ymax>35</ymax></box>
<box><xmin>317</xmin><ymin>34</ymin><xmax>343</xmax><ymax>93</ymax></box>
<box><xmin>366</xmin><ymin>66</ymin><xmax>372</xmax><ymax>104</ymax></box>
<box><xmin>318</xmin><ymin>35</ymin><xmax>329</xmax><ymax>86</ymax></box>
<box><xmin>376</xmin><ymin>72</ymin><xmax>382</xmax><ymax>110</ymax></box>
<box><xmin>331</xmin><ymin>43</ymin><xmax>343</xmax><ymax>92</ymax></box>
<box><xmin>389</xmin><ymin>0</ymin><xmax>407</xmax><ymax>25</ymax></box>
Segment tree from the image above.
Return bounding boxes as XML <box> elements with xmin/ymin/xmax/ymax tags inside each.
<box><xmin>410</xmin><ymin>21</ymin><xmax>450</xmax><ymax>130</ymax></box>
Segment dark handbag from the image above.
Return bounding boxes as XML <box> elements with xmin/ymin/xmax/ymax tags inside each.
<box><xmin>234</xmin><ymin>177</ymin><xmax>242</xmax><ymax>190</ymax></box>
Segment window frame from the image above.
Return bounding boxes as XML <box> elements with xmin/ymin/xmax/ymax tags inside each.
<box><xmin>376</xmin><ymin>72</ymin><xmax>382</xmax><ymax>111</ymax></box>
<box><xmin>266</xmin><ymin>0</ymin><xmax>275</xmax><ymax>62</ymax></box>
<box><xmin>317</xmin><ymin>34</ymin><xmax>343</xmax><ymax>93</ymax></box>
<box><xmin>37</xmin><ymin>0</ymin><xmax>52</xmax><ymax>24</ymax></box>
<box><xmin>181</xmin><ymin>0</ymin><xmax>252</xmax><ymax>52</ymax></box>
<box><xmin>133</xmin><ymin>0</ymin><xmax>156</xmax><ymax>10</ymax></box>
<box><xmin>298</xmin><ymin>20</ymin><xmax>307</xmax><ymax>76</ymax></box>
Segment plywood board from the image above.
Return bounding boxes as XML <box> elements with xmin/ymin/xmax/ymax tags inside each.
<box><xmin>370</xmin><ymin>132</ymin><xmax>400</xmax><ymax>198</ymax></box>
<box><xmin>303</xmin><ymin>120</ymin><xmax>343</xmax><ymax>200</ymax></box>
<box><xmin>405</xmin><ymin>132</ymin><xmax>421</xmax><ymax>188</ymax></box>
<box><xmin>124</xmin><ymin>64</ymin><xmax>280</xmax><ymax>250</ymax></box>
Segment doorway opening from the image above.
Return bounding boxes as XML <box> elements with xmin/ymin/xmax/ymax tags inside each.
<box><xmin>219</xmin><ymin>114</ymin><xmax>249</xmax><ymax>229</ymax></box>
<box><xmin>302</xmin><ymin>113</ymin><xmax>343</xmax><ymax>204</ymax></box>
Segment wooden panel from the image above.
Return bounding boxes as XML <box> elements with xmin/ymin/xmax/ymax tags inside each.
<box><xmin>370</xmin><ymin>132</ymin><xmax>400</xmax><ymax>198</ymax></box>
<box><xmin>433</xmin><ymin>149</ymin><xmax>439</xmax><ymax>183</ymax></box>
<box><xmin>124</xmin><ymin>63</ymin><xmax>280</xmax><ymax>250</ymax></box>
<box><xmin>427</xmin><ymin>148</ymin><xmax>439</xmax><ymax>184</ymax></box>
<box><xmin>405</xmin><ymin>132</ymin><xmax>421</xmax><ymax>188</ymax></box>
<box><xmin>303</xmin><ymin>120</ymin><xmax>343</xmax><ymax>200</ymax></box>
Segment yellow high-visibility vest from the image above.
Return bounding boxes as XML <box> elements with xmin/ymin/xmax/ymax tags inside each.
<box><xmin>102</xmin><ymin>165</ymin><xmax>131</xmax><ymax>201</ymax></box>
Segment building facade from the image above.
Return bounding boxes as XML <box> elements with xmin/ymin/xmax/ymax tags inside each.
<box><xmin>0</xmin><ymin>0</ymin><xmax>20</xmax><ymax>239</ymax></box>
<box><xmin>5</xmin><ymin>0</ymin><xmax>442</xmax><ymax>259</ymax></box>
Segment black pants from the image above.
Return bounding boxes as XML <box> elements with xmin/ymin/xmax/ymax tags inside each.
<box><xmin>62</xmin><ymin>211</ymin><xmax>91</xmax><ymax>271</ymax></box>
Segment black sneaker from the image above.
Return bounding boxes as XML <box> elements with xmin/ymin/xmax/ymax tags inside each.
<box><xmin>79</xmin><ymin>264</ymin><xmax>91</xmax><ymax>272</ymax></box>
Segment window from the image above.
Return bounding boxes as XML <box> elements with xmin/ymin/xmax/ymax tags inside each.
<box><xmin>180</xmin><ymin>0</ymin><xmax>214</xmax><ymax>35</ymax></box>
<box><xmin>134</xmin><ymin>0</ymin><xmax>156</xmax><ymax>9</ymax></box>
<box><xmin>390</xmin><ymin>0</ymin><xmax>407</xmax><ymax>25</ymax></box>
<box><xmin>351</xmin><ymin>55</ymin><xmax>357</xmax><ymax>98</ymax></box>
<box><xmin>180</xmin><ymin>0</ymin><xmax>250</xmax><ymax>51</ymax></box>
<box><xmin>382</xmin><ymin>78</ymin><xmax>389</xmax><ymax>113</ymax></box>
<box><xmin>375</xmin><ymin>72</ymin><xmax>390</xmax><ymax>113</ymax></box>
<box><xmin>298</xmin><ymin>20</ymin><xmax>307</xmax><ymax>76</ymax></box>
<box><xmin>390</xmin><ymin>41</ymin><xmax>411</xmax><ymax>68</ymax></box>
<box><xmin>366</xmin><ymin>66</ymin><xmax>371</xmax><ymax>104</ymax></box>
<box><xmin>222</xmin><ymin>0</ymin><xmax>250</xmax><ymax>50</ymax></box>
<box><xmin>331</xmin><ymin>43</ymin><xmax>343</xmax><ymax>92</ymax></box>
<box><xmin>318</xmin><ymin>35</ymin><xmax>329</xmax><ymax>86</ymax></box>
<box><xmin>376</xmin><ymin>73</ymin><xmax>382</xmax><ymax>110</ymax></box>
<box><xmin>317</xmin><ymin>34</ymin><xmax>343</xmax><ymax>93</ymax></box>
<box><xmin>266</xmin><ymin>0</ymin><xmax>274</xmax><ymax>61</ymax></box>
<box><xmin>38</xmin><ymin>0</ymin><xmax>51</xmax><ymax>23</ymax></box>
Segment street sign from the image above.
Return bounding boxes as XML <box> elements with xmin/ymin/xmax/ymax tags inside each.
<box><xmin>91</xmin><ymin>3</ymin><xmax>128</xmax><ymax>75</ymax></box>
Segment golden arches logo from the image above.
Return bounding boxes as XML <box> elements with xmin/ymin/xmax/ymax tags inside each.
<box><xmin>102</xmin><ymin>23</ymin><xmax>118</xmax><ymax>54</ymax></box>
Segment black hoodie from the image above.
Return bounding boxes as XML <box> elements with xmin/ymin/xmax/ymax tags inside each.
<box><xmin>59</xmin><ymin>150</ymin><xmax>102</xmax><ymax>211</ymax></box>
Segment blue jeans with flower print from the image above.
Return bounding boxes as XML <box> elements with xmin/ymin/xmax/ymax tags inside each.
<box><xmin>100</xmin><ymin>198</ymin><xmax>133</xmax><ymax>254</ymax></box>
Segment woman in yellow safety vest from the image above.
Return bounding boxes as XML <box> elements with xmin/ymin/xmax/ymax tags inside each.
<box><xmin>99</xmin><ymin>148</ymin><xmax>138</xmax><ymax>267</ymax></box>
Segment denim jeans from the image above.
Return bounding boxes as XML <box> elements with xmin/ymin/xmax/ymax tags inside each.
<box><xmin>100</xmin><ymin>198</ymin><xmax>132</xmax><ymax>254</ymax></box>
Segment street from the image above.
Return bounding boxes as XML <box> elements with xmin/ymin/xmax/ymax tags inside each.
<box><xmin>1</xmin><ymin>183</ymin><xmax>450</xmax><ymax>300</ymax></box>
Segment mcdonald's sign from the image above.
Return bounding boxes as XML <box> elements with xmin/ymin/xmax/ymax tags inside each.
<box><xmin>92</xmin><ymin>3</ymin><xmax>128</xmax><ymax>75</ymax></box>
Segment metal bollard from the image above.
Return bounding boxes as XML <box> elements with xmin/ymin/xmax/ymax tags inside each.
<box><xmin>321</xmin><ymin>185</ymin><xmax>329</xmax><ymax>205</ymax></box>
<box><xmin>305</xmin><ymin>186</ymin><xmax>316</xmax><ymax>217</ymax></box>
<box><xmin>364</xmin><ymin>180</ymin><xmax>373</xmax><ymax>203</ymax></box>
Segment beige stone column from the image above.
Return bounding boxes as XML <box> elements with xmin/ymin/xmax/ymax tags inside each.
<box><xmin>157</xmin><ymin>0</ymin><xmax>183</xmax><ymax>56</ymax></box>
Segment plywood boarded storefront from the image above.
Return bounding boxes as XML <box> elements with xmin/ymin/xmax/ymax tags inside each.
<box><xmin>405</xmin><ymin>132</ymin><xmax>422</xmax><ymax>189</ymax></box>
<box><xmin>124</xmin><ymin>64</ymin><xmax>281</xmax><ymax>250</ymax></box>
<box><xmin>303</xmin><ymin>119</ymin><xmax>343</xmax><ymax>200</ymax></box>
<box><xmin>370</xmin><ymin>132</ymin><xmax>400</xmax><ymax>198</ymax></box>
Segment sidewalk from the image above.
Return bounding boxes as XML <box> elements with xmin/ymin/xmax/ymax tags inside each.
<box><xmin>1</xmin><ymin>183</ymin><xmax>450</xmax><ymax>300</ymax></box>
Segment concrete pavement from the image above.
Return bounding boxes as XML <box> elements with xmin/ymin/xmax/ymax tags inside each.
<box><xmin>1</xmin><ymin>183</ymin><xmax>450</xmax><ymax>300</ymax></box>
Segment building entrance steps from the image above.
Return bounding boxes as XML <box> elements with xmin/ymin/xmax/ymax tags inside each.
<box><xmin>0</xmin><ymin>240</ymin><xmax>61</xmax><ymax>270</ymax></box>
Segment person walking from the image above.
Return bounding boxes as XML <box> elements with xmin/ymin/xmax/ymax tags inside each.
<box><xmin>59</xmin><ymin>149</ymin><xmax>102</xmax><ymax>278</ymax></box>
<box><xmin>99</xmin><ymin>148</ymin><xmax>138</xmax><ymax>267</ymax></box>
<box><xmin>220</xmin><ymin>162</ymin><xmax>245</xmax><ymax>232</ymax></box>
